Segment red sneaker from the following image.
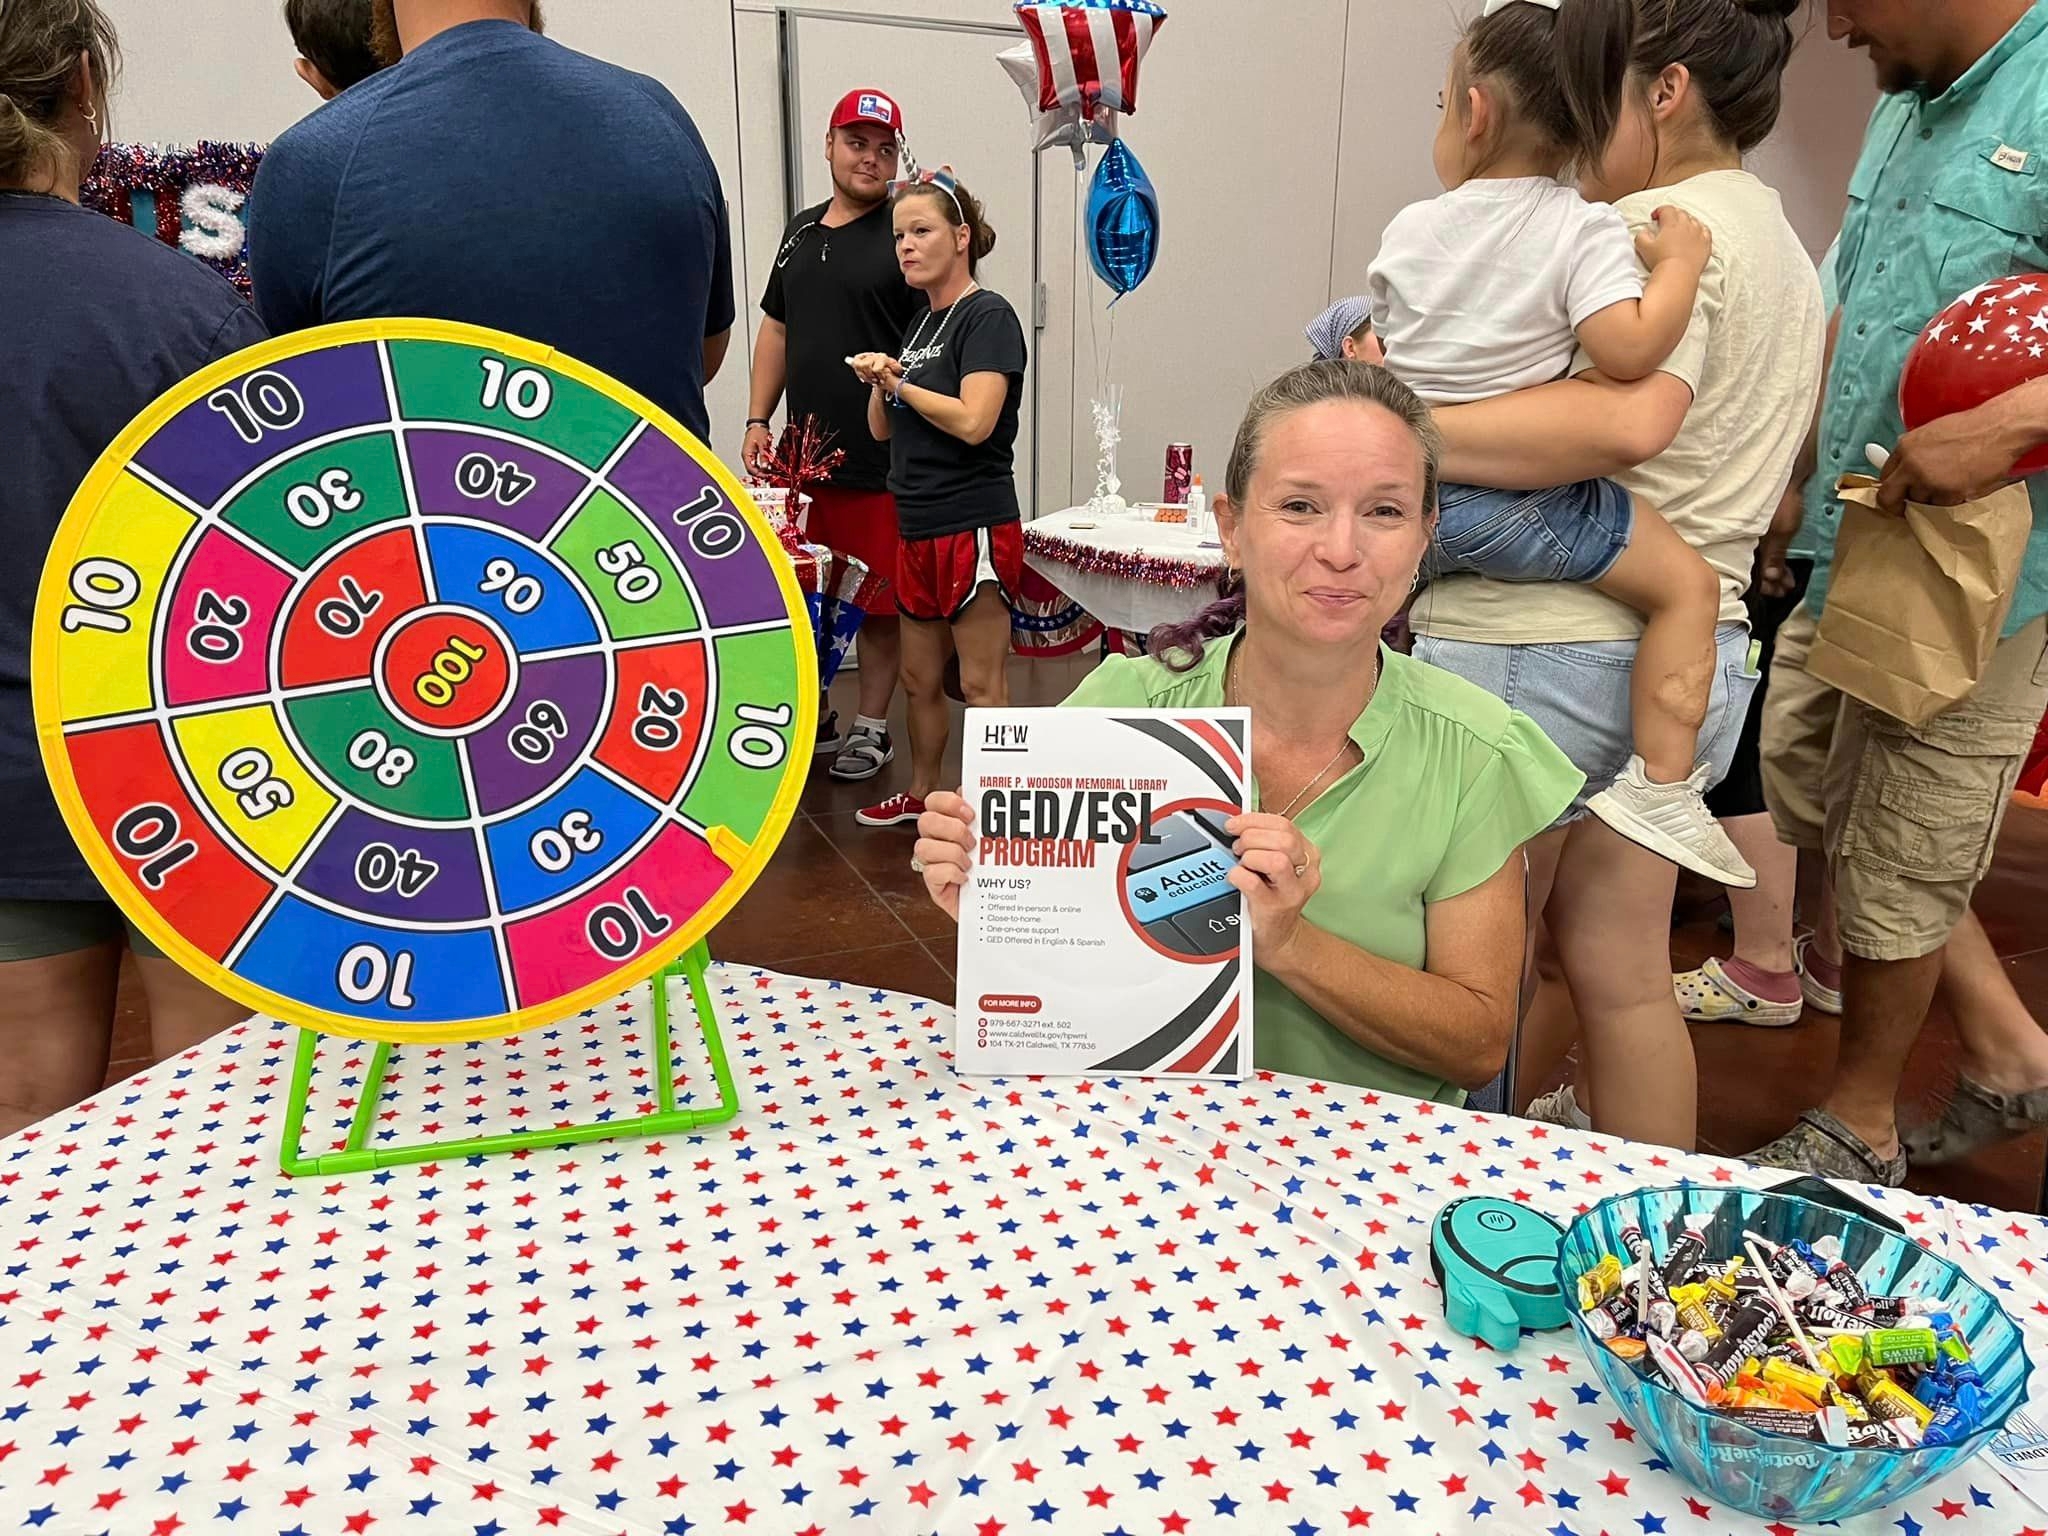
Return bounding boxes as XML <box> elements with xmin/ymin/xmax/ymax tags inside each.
<box><xmin>855</xmin><ymin>791</ymin><xmax>926</xmax><ymax>828</ymax></box>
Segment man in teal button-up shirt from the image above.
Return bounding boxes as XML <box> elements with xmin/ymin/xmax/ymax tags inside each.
<box><xmin>1756</xmin><ymin>0</ymin><xmax>2048</xmax><ymax>1187</ymax></box>
<box><xmin>1801</xmin><ymin>1</ymin><xmax>2048</xmax><ymax>620</ymax></box>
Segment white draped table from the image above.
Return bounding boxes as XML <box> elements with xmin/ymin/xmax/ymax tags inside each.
<box><xmin>1023</xmin><ymin>506</ymin><xmax>1229</xmax><ymax>638</ymax></box>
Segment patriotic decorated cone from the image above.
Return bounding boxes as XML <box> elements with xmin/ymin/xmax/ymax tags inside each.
<box><xmin>808</xmin><ymin>547</ymin><xmax>885</xmax><ymax>692</ymax></box>
<box><xmin>748</xmin><ymin>415</ymin><xmax>874</xmax><ymax>692</ymax></box>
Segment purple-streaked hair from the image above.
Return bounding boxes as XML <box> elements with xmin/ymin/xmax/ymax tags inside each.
<box><xmin>1147</xmin><ymin>361</ymin><xmax>1440</xmax><ymax>673</ymax></box>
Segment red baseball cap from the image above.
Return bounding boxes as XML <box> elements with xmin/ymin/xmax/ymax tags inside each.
<box><xmin>830</xmin><ymin>89</ymin><xmax>904</xmax><ymax>135</ymax></box>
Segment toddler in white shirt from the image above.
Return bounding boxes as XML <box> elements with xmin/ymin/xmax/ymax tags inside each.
<box><xmin>1367</xmin><ymin>0</ymin><xmax>1750</xmax><ymax>888</ymax></box>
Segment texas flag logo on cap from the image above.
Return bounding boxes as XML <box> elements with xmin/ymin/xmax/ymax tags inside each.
<box><xmin>832</xmin><ymin>88</ymin><xmax>903</xmax><ymax>134</ymax></box>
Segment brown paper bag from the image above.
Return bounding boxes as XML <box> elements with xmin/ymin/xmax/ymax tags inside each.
<box><xmin>1807</xmin><ymin>474</ymin><xmax>2034</xmax><ymax>725</ymax></box>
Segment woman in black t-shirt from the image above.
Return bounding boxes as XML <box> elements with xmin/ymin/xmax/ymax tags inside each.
<box><xmin>0</xmin><ymin>1</ymin><xmax>262</xmax><ymax>1132</ymax></box>
<box><xmin>848</xmin><ymin>171</ymin><xmax>1027</xmax><ymax>830</ymax></box>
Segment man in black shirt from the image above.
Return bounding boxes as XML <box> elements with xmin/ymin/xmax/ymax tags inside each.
<box><xmin>746</xmin><ymin>89</ymin><xmax>921</xmax><ymax>782</ymax></box>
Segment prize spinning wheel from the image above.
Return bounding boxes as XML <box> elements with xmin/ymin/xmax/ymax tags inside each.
<box><xmin>34</xmin><ymin>321</ymin><xmax>814</xmax><ymax>1044</ymax></box>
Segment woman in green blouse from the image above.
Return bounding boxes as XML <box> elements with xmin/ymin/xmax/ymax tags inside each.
<box><xmin>914</xmin><ymin>362</ymin><xmax>1584</xmax><ymax>1101</ymax></box>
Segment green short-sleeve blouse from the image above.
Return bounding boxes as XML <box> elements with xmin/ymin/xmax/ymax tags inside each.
<box><xmin>1063</xmin><ymin>633</ymin><xmax>1584</xmax><ymax>1103</ymax></box>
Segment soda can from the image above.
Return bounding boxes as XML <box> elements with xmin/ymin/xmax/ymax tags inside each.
<box><xmin>1164</xmin><ymin>443</ymin><xmax>1193</xmax><ymax>506</ymax></box>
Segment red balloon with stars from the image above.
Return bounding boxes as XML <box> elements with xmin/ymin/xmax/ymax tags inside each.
<box><xmin>1900</xmin><ymin>272</ymin><xmax>2048</xmax><ymax>476</ymax></box>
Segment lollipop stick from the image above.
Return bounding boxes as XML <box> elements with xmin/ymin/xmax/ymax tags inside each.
<box><xmin>1745</xmin><ymin>1237</ymin><xmax>1827</xmax><ymax>1376</ymax></box>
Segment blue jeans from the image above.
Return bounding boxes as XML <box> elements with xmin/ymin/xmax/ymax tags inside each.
<box><xmin>1415</xmin><ymin>623</ymin><xmax>1760</xmax><ymax>825</ymax></box>
<box><xmin>1426</xmin><ymin>477</ymin><xmax>1635</xmax><ymax>584</ymax></box>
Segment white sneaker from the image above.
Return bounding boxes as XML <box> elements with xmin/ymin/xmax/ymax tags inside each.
<box><xmin>1525</xmin><ymin>1084</ymin><xmax>1593</xmax><ymax>1130</ymax></box>
<box><xmin>1586</xmin><ymin>756</ymin><xmax>1757</xmax><ymax>888</ymax></box>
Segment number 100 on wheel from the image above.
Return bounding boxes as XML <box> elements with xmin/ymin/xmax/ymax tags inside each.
<box><xmin>33</xmin><ymin>321</ymin><xmax>815</xmax><ymax>1043</ymax></box>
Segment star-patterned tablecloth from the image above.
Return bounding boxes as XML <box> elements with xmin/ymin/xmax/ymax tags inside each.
<box><xmin>2</xmin><ymin>965</ymin><xmax>2046</xmax><ymax>1536</ymax></box>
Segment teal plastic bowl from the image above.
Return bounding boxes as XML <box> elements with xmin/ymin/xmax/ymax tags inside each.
<box><xmin>1558</xmin><ymin>1186</ymin><xmax>2030</xmax><ymax>1523</ymax></box>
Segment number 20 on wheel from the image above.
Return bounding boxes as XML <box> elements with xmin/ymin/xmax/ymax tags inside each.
<box><xmin>33</xmin><ymin>319</ymin><xmax>816</xmax><ymax>1044</ymax></box>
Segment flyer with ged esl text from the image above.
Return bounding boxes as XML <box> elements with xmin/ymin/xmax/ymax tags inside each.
<box><xmin>956</xmin><ymin>707</ymin><xmax>1251</xmax><ymax>1079</ymax></box>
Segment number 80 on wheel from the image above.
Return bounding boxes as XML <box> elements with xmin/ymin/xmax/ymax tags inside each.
<box><xmin>34</xmin><ymin>320</ymin><xmax>815</xmax><ymax>1043</ymax></box>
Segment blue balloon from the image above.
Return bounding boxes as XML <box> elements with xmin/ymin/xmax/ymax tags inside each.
<box><xmin>1086</xmin><ymin>139</ymin><xmax>1160</xmax><ymax>299</ymax></box>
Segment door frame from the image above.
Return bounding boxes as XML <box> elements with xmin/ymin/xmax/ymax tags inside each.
<box><xmin>774</xmin><ymin>5</ymin><xmax>1050</xmax><ymax>518</ymax></box>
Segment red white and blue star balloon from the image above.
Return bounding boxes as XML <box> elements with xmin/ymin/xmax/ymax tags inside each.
<box><xmin>1014</xmin><ymin>0</ymin><xmax>1166</xmax><ymax>116</ymax></box>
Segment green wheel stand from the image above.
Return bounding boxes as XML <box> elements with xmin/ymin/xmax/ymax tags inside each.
<box><xmin>278</xmin><ymin>939</ymin><xmax>739</xmax><ymax>1176</ymax></box>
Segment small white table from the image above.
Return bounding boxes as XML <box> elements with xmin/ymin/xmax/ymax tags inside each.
<box><xmin>1024</xmin><ymin>504</ymin><xmax>1228</xmax><ymax>637</ymax></box>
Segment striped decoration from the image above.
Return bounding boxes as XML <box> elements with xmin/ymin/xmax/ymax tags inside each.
<box><xmin>1015</xmin><ymin>0</ymin><xmax>1167</xmax><ymax>115</ymax></box>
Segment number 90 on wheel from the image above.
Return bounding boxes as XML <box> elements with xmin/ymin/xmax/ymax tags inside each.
<box><xmin>33</xmin><ymin>320</ymin><xmax>816</xmax><ymax>1043</ymax></box>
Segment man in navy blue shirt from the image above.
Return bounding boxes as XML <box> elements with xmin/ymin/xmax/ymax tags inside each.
<box><xmin>250</xmin><ymin>0</ymin><xmax>734</xmax><ymax>441</ymax></box>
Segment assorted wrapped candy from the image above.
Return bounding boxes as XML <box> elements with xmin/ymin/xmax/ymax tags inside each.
<box><xmin>1572</xmin><ymin>1220</ymin><xmax>1986</xmax><ymax>1450</ymax></box>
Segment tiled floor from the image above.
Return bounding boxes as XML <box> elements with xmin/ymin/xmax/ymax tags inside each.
<box><xmin>1675</xmin><ymin>805</ymin><xmax>2048</xmax><ymax>1214</ymax></box>
<box><xmin>103</xmin><ymin>647</ymin><xmax>2048</xmax><ymax>1211</ymax></box>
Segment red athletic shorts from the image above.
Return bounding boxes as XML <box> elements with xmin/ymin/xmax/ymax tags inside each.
<box><xmin>896</xmin><ymin>523</ymin><xmax>1024</xmax><ymax>623</ymax></box>
<box><xmin>804</xmin><ymin>486</ymin><xmax>899</xmax><ymax>599</ymax></box>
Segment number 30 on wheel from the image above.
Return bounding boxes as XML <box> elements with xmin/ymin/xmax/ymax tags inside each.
<box><xmin>35</xmin><ymin>320</ymin><xmax>816</xmax><ymax>1043</ymax></box>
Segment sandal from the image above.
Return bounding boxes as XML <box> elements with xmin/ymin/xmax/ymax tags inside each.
<box><xmin>1673</xmin><ymin>956</ymin><xmax>1803</xmax><ymax>1027</ymax></box>
<box><xmin>1745</xmin><ymin>1108</ymin><xmax>1907</xmax><ymax>1187</ymax></box>
<box><xmin>1902</xmin><ymin>1074</ymin><xmax>2048</xmax><ymax>1167</ymax></box>
<box><xmin>829</xmin><ymin>722</ymin><xmax>894</xmax><ymax>783</ymax></box>
<box><xmin>814</xmin><ymin>708</ymin><xmax>845</xmax><ymax>757</ymax></box>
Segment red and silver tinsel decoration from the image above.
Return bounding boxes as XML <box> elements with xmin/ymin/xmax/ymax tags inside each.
<box><xmin>81</xmin><ymin>142</ymin><xmax>265</xmax><ymax>295</ymax></box>
<box><xmin>1022</xmin><ymin>528</ymin><xmax>1227</xmax><ymax>591</ymax></box>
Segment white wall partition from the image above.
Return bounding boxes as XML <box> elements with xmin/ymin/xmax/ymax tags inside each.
<box><xmin>99</xmin><ymin>0</ymin><xmax>756</xmax><ymax>460</ymax></box>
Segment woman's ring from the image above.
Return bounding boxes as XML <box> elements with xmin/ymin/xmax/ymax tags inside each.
<box><xmin>911</xmin><ymin>856</ymin><xmax>928</xmax><ymax>875</ymax></box>
<box><xmin>1293</xmin><ymin>862</ymin><xmax>1308</xmax><ymax>878</ymax></box>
